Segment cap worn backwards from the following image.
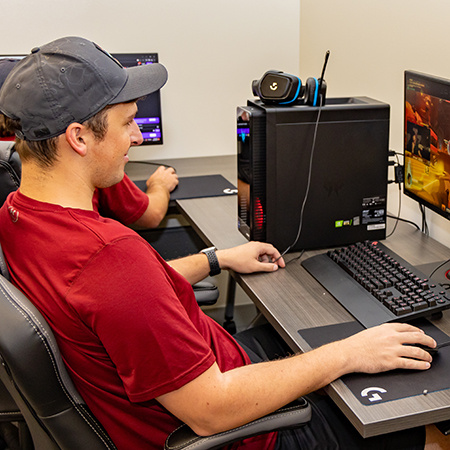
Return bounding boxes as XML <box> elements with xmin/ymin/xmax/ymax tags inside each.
<box><xmin>0</xmin><ymin>36</ymin><xmax>168</xmax><ymax>141</ymax></box>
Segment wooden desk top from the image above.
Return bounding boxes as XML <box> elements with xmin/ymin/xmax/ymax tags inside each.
<box><xmin>176</xmin><ymin>193</ymin><xmax>450</xmax><ymax>438</ymax></box>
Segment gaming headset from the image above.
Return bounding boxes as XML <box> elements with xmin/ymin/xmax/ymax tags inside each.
<box><xmin>252</xmin><ymin>51</ymin><xmax>330</xmax><ymax>107</ymax></box>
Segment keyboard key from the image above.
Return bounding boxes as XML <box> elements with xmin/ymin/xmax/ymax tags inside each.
<box><xmin>411</xmin><ymin>301</ymin><xmax>428</xmax><ymax>311</ymax></box>
<box><xmin>394</xmin><ymin>306</ymin><xmax>413</xmax><ymax>316</ymax></box>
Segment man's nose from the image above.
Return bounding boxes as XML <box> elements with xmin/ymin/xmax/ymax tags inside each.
<box><xmin>130</xmin><ymin>120</ymin><xmax>144</xmax><ymax>146</ymax></box>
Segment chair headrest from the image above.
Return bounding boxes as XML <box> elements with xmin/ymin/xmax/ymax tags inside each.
<box><xmin>0</xmin><ymin>244</ymin><xmax>9</xmax><ymax>280</ymax></box>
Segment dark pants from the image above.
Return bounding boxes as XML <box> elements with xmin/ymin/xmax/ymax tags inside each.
<box><xmin>234</xmin><ymin>324</ymin><xmax>426</xmax><ymax>450</ymax></box>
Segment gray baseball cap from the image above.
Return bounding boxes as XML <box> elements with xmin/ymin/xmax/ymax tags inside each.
<box><xmin>0</xmin><ymin>36</ymin><xmax>168</xmax><ymax>141</ymax></box>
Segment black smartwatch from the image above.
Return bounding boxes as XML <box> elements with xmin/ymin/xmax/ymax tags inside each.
<box><xmin>200</xmin><ymin>246</ymin><xmax>221</xmax><ymax>276</ymax></box>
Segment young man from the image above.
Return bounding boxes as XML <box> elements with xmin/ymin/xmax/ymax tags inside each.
<box><xmin>0</xmin><ymin>58</ymin><xmax>177</xmax><ymax>227</ymax></box>
<box><xmin>0</xmin><ymin>37</ymin><xmax>437</xmax><ymax>449</ymax></box>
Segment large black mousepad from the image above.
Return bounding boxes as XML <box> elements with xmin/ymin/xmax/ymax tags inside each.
<box><xmin>298</xmin><ymin>318</ymin><xmax>450</xmax><ymax>405</ymax></box>
<box><xmin>134</xmin><ymin>174</ymin><xmax>237</xmax><ymax>200</ymax></box>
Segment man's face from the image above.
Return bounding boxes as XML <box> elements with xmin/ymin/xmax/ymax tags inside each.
<box><xmin>89</xmin><ymin>102</ymin><xmax>143</xmax><ymax>189</ymax></box>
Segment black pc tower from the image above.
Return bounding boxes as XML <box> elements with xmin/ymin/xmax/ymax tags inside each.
<box><xmin>237</xmin><ymin>97</ymin><xmax>390</xmax><ymax>252</ymax></box>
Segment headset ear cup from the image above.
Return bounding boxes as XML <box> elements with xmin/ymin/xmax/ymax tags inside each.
<box><xmin>252</xmin><ymin>79</ymin><xmax>261</xmax><ymax>98</ymax></box>
<box><xmin>304</xmin><ymin>77</ymin><xmax>319</xmax><ymax>106</ymax></box>
<box><xmin>252</xmin><ymin>71</ymin><xmax>304</xmax><ymax>104</ymax></box>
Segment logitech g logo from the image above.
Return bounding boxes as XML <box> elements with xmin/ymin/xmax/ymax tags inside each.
<box><xmin>223</xmin><ymin>188</ymin><xmax>238</xmax><ymax>195</ymax></box>
<box><xmin>361</xmin><ymin>387</ymin><xmax>387</xmax><ymax>402</ymax></box>
<box><xmin>269</xmin><ymin>82</ymin><xmax>278</xmax><ymax>91</ymax></box>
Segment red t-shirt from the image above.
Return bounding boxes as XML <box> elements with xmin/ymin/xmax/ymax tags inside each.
<box><xmin>0</xmin><ymin>190</ymin><xmax>276</xmax><ymax>450</ymax></box>
<box><xmin>92</xmin><ymin>174</ymin><xmax>149</xmax><ymax>226</ymax></box>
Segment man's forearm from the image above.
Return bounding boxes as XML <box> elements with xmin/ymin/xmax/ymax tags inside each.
<box><xmin>131</xmin><ymin>186</ymin><xmax>170</xmax><ymax>229</ymax></box>
<box><xmin>168</xmin><ymin>243</ymin><xmax>285</xmax><ymax>284</ymax></box>
<box><xmin>167</xmin><ymin>253</ymin><xmax>210</xmax><ymax>285</ymax></box>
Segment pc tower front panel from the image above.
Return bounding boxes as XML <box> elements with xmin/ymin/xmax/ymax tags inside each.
<box><xmin>237</xmin><ymin>106</ymin><xmax>266</xmax><ymax>242</ymax></box>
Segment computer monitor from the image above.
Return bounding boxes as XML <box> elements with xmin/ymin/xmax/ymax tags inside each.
<box><xmin>404</xmin><ymin>70</ymin><xmax>450</xmax><ymax>220</ymax></box>
<box><xmin>112</xmin><ymin>53</ymin><xmax>163</xmax><ymax>145</ymax></box>
<box><xmin>0</xmin><ymin>53</ymin><xmax>164</xmax><ymax>146</ymax></box>
<box><xmin>0</xmin><ymin>54</ymin><xmax>25</xmax><ymax>68</ymax></box>
<box><xmin>0</xmin><ymin>55</ymin><xmax>24</xmax><ymax>59</ymax></box>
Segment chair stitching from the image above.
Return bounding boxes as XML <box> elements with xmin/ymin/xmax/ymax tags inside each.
<box><xmin>0</xmin><ymin>281</ymin><xmax>115</xmax><ymax>449</ymax></box>
<box><xmin>0</xmin><ymin>257</ymin><xmax>8</xmax><ymax>279</ymax></box>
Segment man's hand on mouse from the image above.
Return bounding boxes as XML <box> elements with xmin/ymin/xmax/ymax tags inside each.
<box><xmin>146</xmin><ymin>165</ymin><xmax>178</xmax><ymax>193</ymax></box>
<box><xmin>339</xmin><ymin>322</ymin><xmax>436</xmax><ymax>374</ymax></box>
<box><xmin>216</xmin><ymin>242</ymin><xmax>286</xmax><ymax>274</ymax></box>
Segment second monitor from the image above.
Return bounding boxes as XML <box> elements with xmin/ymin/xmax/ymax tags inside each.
<box><xmin>112</xmin><ymin>53</ymin><xmax>164</xmax><ymax>145</ymax></box>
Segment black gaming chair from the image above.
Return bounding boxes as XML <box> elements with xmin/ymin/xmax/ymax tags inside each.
<box><xmin>0</xmin><ymin>243</ymin><xmax>311</xmax><ymax>449</ymax></box>
<box><xmin>0</xmin><ymin>141</ymin><xmax>21</xmax><ymax>206</ymax></box>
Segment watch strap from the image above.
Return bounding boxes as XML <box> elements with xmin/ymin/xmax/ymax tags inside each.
<box><xmin>201</xmin><ymin>247</ymin><xmax>221</xmax><ymax>276</ymax></box>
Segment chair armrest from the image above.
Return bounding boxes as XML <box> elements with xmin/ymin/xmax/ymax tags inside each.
<box><xmin>193</xmin><ymin>281</ymin><xmax>219</xmax><ymax>306</ymax></box>
<box><xmin>164</xmin><ymin>397</ymin><xmax>311</xmax><ymax>450</ymax></box>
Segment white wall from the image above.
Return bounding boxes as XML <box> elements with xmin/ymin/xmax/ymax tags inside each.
<box><xmin>300</xmin><ymin>0</ymin><xmax>450</xmax><ymax>249</ymax></box>
<box><xmin>0</xmin><ymin>0</ymin><xmax>300</xmax><ymax>161</ymax></box>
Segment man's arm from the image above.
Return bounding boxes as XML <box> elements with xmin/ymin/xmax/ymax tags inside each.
<box><xmin>131</xmin><ymin>165</ymin><xmax>178</xmax><ymax>229</ymax></box>
<box><xmin>167</xmin><ymin>241</ymin><xmax>286</xmax><ymax>285</ymax></box>
<box><xmin>157</xmin><ymin>322</ymin><xmax>435</xmax><ymax>436</ymax></box>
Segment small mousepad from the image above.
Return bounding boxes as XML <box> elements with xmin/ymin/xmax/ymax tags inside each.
<box><xmin>298</xmin><ymin>318</ymin><xmax>450</xmax><ymax>406</ymax></box>
<box><xmin>134</xmin><ymin>174</ymin><xmax>237</xmax><ymax>200</ymax></box>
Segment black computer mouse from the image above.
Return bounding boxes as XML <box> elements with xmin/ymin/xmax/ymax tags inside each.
<box><xmin>413</xmin><ymin>344</ymin><xmax>439</xmax><ymax>356</ymax></box>
<box><xmin>410</xmin><ymin>341</ymin><xmax>450</xmax><ymax>356</ymax></box>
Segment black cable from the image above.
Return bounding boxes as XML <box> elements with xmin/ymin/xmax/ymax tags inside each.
<box><xmin>284</xmin><ymin>249</ymin><xmax>305</xmax><ymax>266</ymax></box>
<box><xmin>278</xmin><ymin>99</ymin><xmax>324</xmax><ymax>258</ymax></box>
<box><xmin>386</xmin><ymin>213</ymin><xmax>420</xmax><ymax>231</ymax></box>
<box><xmin>428</xmin><ymin>257</ymin><xmax>450</xmax><ymax>280</ymax></box>
<box><xmin>419</xmin><ymin>204</ymin><xmax>429</xmax><ymax>235</ymax></box>
<box><xmin>386</xmin><ymin>152</ymin><xmax>402</xmax><ymax>238</ymax></box>
<box><xmin>275</xmin><ymin>51</ymin><xmax>331</xmax><ymax>259</ymax></box>
<box><xmin>386</xmin><ymin>185</ymin><xmax>402</xmax><ymax>238</ymax></box>
<box><xmin>386</xmin><ymin>150</ymin><xmax>424</xmax><ymax>236</ymax></box>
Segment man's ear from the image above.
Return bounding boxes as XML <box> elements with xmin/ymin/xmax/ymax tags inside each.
<box><xmin>65</xmin><ymin>123</ymin><xmax>89</xmax><ymax>156</ymax></box>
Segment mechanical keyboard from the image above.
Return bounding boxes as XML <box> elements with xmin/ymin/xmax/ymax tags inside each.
<box><xmin>301</xmin><ymin>240</ymin><xmax>450</xmax><ymax>328</ymax></box>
